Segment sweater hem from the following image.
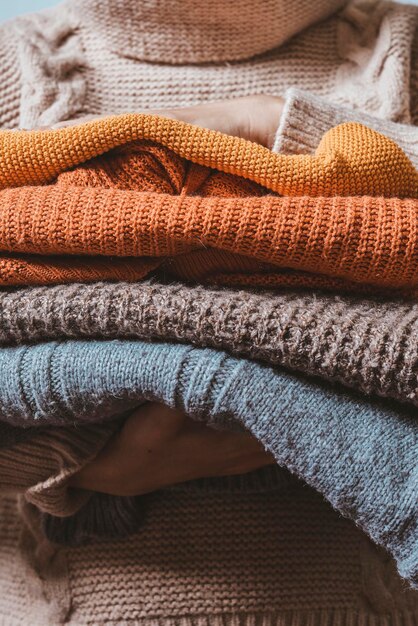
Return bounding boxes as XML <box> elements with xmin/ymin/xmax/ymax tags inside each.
<box><xmin>37</xmin><ymin>609</ymin><xmax>418</xmax><ymax>626</ymax></box>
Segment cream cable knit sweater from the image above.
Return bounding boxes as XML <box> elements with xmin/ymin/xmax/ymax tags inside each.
<box><xmin>1</xmin><ymin>0</ymin><xmax>418</xmax><ymax>166</ymax></box>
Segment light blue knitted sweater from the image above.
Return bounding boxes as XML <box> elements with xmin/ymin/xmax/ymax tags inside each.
<box><xmin>0</xmin><ymin>340</ymin><xmax>417</xmax><ymax>588</ymax></box>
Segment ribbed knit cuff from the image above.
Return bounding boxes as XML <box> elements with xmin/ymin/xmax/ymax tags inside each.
<box><xmin>271</xmin><ymin>88</ymin><xmax>339</xmax><ymax>155</ymax></box>
<box><xmin>272</xmin><ymin>87</ymin><xmax>418</xmax><ymax>169</ymax></box>
<box><xmin>0</xmin><ymin>421</ymin><xmax>118</xmax><ymax>517</ymax></box>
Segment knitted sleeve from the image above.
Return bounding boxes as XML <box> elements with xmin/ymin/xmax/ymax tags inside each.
<box><xmin>272</xmin><ymin>87</ymin><xmax>418</xmax><ymax>169</ymax></box>
<box><xmin>0</xmin><ymin>23</ymin><xmax>21</xmax><ymax>129</ymax></box>
<box><xmin>409</xmin><ymin>23</ymin><xmax>418</xmax><ymax>127</ymax></box>
<box><xmin>0</xmin><ymin>421</ymin><xmax>117</xmax><ymax>517</ymax></box>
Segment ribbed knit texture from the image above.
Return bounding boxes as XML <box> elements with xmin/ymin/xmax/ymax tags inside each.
<box><xmin>0</xmin><ymin>27</ymin><xmax>21</xmax><ymax>130</ymax></box>
<box><xmin>0</xmin><ymin>339</ymin><xmax>416</xmax><ymax>588</ymax></box>
<box><xmin>3</xmin><ymin>479</ymin><xmax>418</xmax><ymax>625</ymax></box>
<box><xmin>0</xmin><ymin>421</ymin><xmax>39</xmax><ymax>449</ymax></box>
<box><xmin>3</xmin><ymin>278</ymin><xmax>418</xmax><ymax>548</ymax></box>
<box><xmin>40</xmin><ymin>491</ymin><xmax>145</xmax><ymax>547</ymax></box>
<box><xmin>0</xmin><ymin>280</ymin><xmax>417</xmax><ymax>407</ymax></box>
<box><xmin>40</xmin><ymin>465</ymin><xmax>290</xmax><ymax>547</ymax></box>
<box><xmin>3</xmin><ymin>275</ymin><xmax>418</xmax><ymax>549</ymax></box>
<box><xmin>0</xmin><ymin>416</ymin><xmax>145</xmax><ymax>545</ymax></box>
<box><xmin>0</xmin><ymin>119</ymin><xmax>417</xmax><ymax>293</ymax></box>
<box><xmin>0</xmin><ymin>1</ymin><xmax>418</xmax><ymax>622</ymax></box>
<box><xmin>0</xmin><ymin>422</ymin><xmax>117</xmax><ymax>516</ymax></box>
<box><xmin>73</xmin><ymin>0</ymin><xmax>347</xmax><ymax>65</ymax></box>
<box><xmin>275</xmin><ymin>87</ymin><xmax>418</xmax><ymax>159</ymax></box>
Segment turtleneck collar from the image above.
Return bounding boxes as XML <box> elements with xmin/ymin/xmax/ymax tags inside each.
<box><xmin>67</xmin><ymin>0</ymin><xmax>349</xmax><ymax>64</ymax></box>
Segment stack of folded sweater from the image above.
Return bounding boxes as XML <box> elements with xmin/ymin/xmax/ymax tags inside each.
<box><xmin>0</xmin><ymin>113</ymin><xmax>418</xmax><ymax>623</ymax></box>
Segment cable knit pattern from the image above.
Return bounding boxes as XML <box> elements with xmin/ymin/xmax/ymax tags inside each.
<box><xmin>1</xmin><ymin>0</ymin><xmax>418</xmax><ymax>142</ymax></box>
<box><xmin>335</xmin><ymin>1</ymin><xmax>418</xmax><ymax>122</ymax></box>
<box><xmin>0</xmin><ymin>2</ymin><xmax>417</xmax><ymax>622</ymax></box>
<box><xmin>0</xmin><ymin>2</ymin><xmax>417</xmax><ymax>624</ymax></box>
<box><xmin>79</xmin><ymin>1</ymin><xmax>418</xmax><ymax>133</ymax></box>
<box><xmin>0</xmin><ymin>340</ymin><xmax>416</xmax><ymax>589</ymax></box>
<box><xmin>24</xmin><ymin>0</ymin><xmax>418</xmax><ymax>127</ymax></box>
<box><xmin>0</xmin><ymin>280</ymin><xmax>417</xmax><ymax>407</ymax></box>
<box><xmin>12</xmin><ymin>11</ymin><xmax>87</xmax><ymax>129</ymax></box>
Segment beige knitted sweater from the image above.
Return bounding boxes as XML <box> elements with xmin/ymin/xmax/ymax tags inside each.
<box><xmin>2</xmin><ymin>0</ymin><xmax>418</xmax><ymax>165</ymax></box>
<box><xmin>1</xmin><ymin>0</ymin><xmax>418</xmax><ymax>623</ymax></box>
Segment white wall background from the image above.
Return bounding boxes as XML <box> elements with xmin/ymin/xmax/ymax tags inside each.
<box><xmin>0</xmin><ymin>0</ymin><xmax>417</xmax><ymax>22</ymax></box>
<box><xmin>1</xmin><ymin>0</ymin><xmax>60</xmax><ymax>21</ymax></box>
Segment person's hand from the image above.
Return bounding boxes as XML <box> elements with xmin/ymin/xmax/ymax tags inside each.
<box><xmin>154</xmin><ymin>95</ymin><xmax>284</xmax><ymax>149</ymax></box>
<box><xmin>50</xmin><ymin>95</ymin><xmax>284</xmax><ymax>149</ymax></box>
<box><xmin>68</xmin><ymin>402</ymin><xmax>275</xmax><ymax>497</ymax></box>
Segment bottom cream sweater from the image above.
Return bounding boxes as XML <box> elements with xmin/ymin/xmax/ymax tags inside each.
<box><xmin>1</xmin><ymin>405</ymin><xmax>417</xmax><ymax>622</ymax></box>
<box><xmin>1</xmin><ymin>431</ymin><xmax>417</xmax><ymax>625</ymax></box>
<box><xmin>1</xmin><ymin>475</ymin><xmax>418</xmax><ymax>626</ymax></box>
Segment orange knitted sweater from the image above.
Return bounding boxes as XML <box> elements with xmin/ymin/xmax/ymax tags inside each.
<box><xmin>0</xmin><ymin>114</ymin><xmax>417</xmax><ymax>292</ymax></box>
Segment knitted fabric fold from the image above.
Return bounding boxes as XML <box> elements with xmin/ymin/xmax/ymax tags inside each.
<box><xmin>1</xmin><ymin>114</ymin><xmax>417</xmax><ymax>195</ymax></box>
<box><xmin>40</xmin><ymin>466</ymin><xmax>288</xmax><ymax>547</ymax></box>
<box><xmin>3</xmin><ymin>279</ymin><xmax>418</xmax><ymax>547</ymax></box>
<box><xmin>0</xmin><ymin>421</ymin><xmax>118</xmax><ymax>517</ymax></box>
<box><xmin>0</xmin><ymin>280</ymin><xmax>417</xmax><ymax>408</ymax></box>
<box><xmin>0</xmin><ymin>99</ymin><xmax>416</xmax><ymax>597</ymax></box>
<box><xmin>2</xmin><ymin>2</ymin><xmax>418</xmax><ymax>622</ymax></box>
<box><xmin>0</xmin><ymin>417</ymin><xmax>145</xmax><ymax>545</ymax></box>
<box><xmin>0</xmin><ymin>412</ymin><xmax>164</xmax><ymax>545</ymax></box>
<box><xmin>0</xmin><ymin>116</ymin><xmax>417</xmax><ymax>294</ymax></box>
<box><xmin>0</xmin><ymin>339</ymin><xmax>416</xmax><ymax>588</ymax></box>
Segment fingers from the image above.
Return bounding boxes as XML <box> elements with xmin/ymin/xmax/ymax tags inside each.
<box><xmin>68</xmin><ymin>402</ymin><xmax>275</xmax><ymax>497</ymax></box>
<box><xmin>164</xmin><ymin>95</ymin><xmax>284</xmax><ymax>147</ymax></box>
<box><xmin>28</xmin><ymin>95</ymin><xmax>284</xmax><ymax>148</ymax></box>
<box><xmin>49</xmin><ymin>114</ymin><xmax>107</xmax><ymax>130</ymax></box>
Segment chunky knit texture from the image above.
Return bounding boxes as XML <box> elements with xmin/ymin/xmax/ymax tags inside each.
<box><xmin>1</xmin><ymin>278</ymin><xmax>417</xmax><ymax>551</ymax></box>
<box><xmin>3</xmin><ymin>277</ymin><xmax>418</xmax><ymax>552</ymax></box>
<box><xmin>2</xmin><ymin>115</ymin><xmax>417</xmax><ymax>196</ymax></box>
<box><xmin>0</xmin><ymin>119</ymin><xmax>417</xmax><ymax>293</ymax></box>
<box><xmin>1</xmin><ymin>0</ymin><xmax>418</xmax><ymax>622</ymax></box>
<box><xmin>3</xmin><ymin>278</ymin><xmax>418</xmax><ymax>549</ymax></box>
<box><xmin>0</xmin><ymin>1</ymin><xmax>418</xmax><ymax>622</ymax></box>
<box><xmin>1</xmin><ymin>0</ymin><xmax>418</xmax><ymax>142</ymax></box>
<box><xmin>0</xmin><ymin>339</ymin><xmax>416</xmax><ymax>589</ymax></box>
<box><xmin>0</xmin><ymin>280</ymin><xmax>417</xmax><ymax>408</ymax></box>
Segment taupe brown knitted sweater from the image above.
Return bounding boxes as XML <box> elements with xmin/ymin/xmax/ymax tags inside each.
<box><xmin>2</xmin><ymin>478</ymin><xmax>418</xmax><ymax>625</ymax></box>
<box><xmin>0</xmin><ymin>281</ymin><xmax>417</xmax><ymax>408</ymax></box>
